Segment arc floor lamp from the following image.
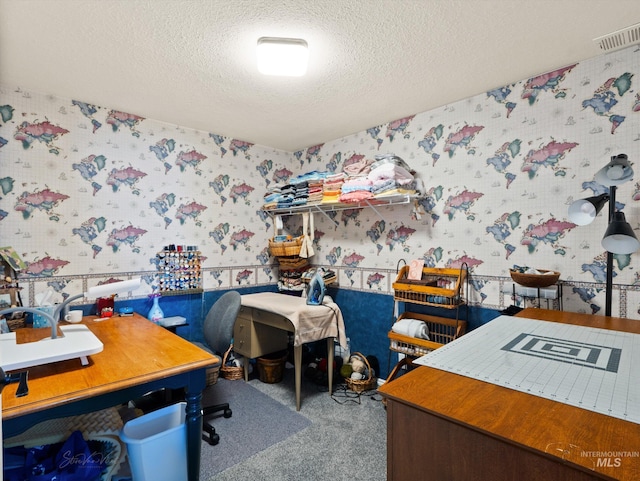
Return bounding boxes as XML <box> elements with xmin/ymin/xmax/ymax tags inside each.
<box><xmin>568</xmin><ymin>154</ymin><xmax>640</xmax><ymax>316</ymax></box>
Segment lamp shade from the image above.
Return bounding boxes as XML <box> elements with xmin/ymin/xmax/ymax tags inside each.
<box><xmin>86</xmin><ymin>277</ymin><xmax>141</xmax><ymax>298</ymax></box>
<box><xmin>568</xmin><ymin>193</ymin><xmax>609</xmax><ymax>225</ymax></box>
<box><xmin>601</xmin><ymin>211</ymin><xmax>640</xmax><ymax>254</ymax></box>
<box><xmin>595</xmin><ymin>154</ymin><xmax>634</xmax><ymax>186</ymax></box>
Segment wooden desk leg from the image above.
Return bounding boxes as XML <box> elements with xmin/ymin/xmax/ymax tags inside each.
<box><xmin>294</xmin><ymin>344</ymin><xmax>302</xmax><ymax>411</ymax></box>
<box><xmin>184</xmin><ymin>390</ymin><xmax>203</xmax><ymax>481</ymax></box>
<box><xmin>327</xmin><ymin>337</ymin><xmax>334</xmax><ymax>396</ymax></box>
<box><xmin>244</xmin><ymin>360</ymin><xmax>249</xmax><ymax>382</ymax></box>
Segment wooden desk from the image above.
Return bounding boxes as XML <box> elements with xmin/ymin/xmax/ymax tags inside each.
<box><xmin>237</xmin><ymin>292</ymin><xmax>347</xmax><ymax>410</ymax></box>
<box><xmin>378</xmin><ymin>308</ymin><xmax>640</xmax><ymax>481</ymax></box>
<box><xmin>2</xmin><ymin>313</ymin><xmax>217</xmax><ymax>481</ymax></box>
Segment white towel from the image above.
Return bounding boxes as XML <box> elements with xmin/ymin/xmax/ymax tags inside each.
<box><xmin>299</xmin><ymin>212</ymin><xmax>315</xmax><ymax>258</ymax></box>
<box><xmin>367</xmin><ymin>163</ymin><xmax>414</xmax><ymax>185</ymax></box>
<box><xmin>392</xmin><ymin>318</ymin><xmax>430</xmax><ymax>340</ymax></box>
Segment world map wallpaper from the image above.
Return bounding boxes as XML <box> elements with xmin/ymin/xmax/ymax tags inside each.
<box><xmin>1</xmin><ymin>44</ymin><xmax>640</xmax><ymax>319</ymax></box>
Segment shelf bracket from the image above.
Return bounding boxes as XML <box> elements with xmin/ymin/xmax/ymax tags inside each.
<box><xmin>363</xmin><ymin>200</ymin><xmax>384</xmax><ymax>220</ymax></box>
<box><xmin>312</xmin><ymin>205</ymin><xmax>339</xmax><ymax>226</ymax></box>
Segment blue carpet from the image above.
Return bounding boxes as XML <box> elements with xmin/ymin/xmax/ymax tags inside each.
<box><xmin>199</xmin><ymin>377</ymin><xmax>312</xmax><ymax>478</ymax></box>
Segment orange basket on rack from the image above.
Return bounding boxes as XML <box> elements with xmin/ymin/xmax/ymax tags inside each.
<box><xmin>392</xmin><ymin>266</ymin><xmax>467</xmax><ymax>308</ymax></box>
<box><xmin>388</xmin><ymin>312</ymin><xmax>467</xmax><ymax>357</ymax></box>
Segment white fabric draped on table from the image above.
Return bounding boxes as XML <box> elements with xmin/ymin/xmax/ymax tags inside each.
<box><xmin>240</xmin><ymin>292</ymin><xmax>347</xmax><ymax>348</ymax></box>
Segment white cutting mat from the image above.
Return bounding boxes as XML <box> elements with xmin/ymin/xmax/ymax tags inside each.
<box><xmin>414</xmin><ymin>315</ymin><xmax>640</xmax><ymax>424</ymax></box>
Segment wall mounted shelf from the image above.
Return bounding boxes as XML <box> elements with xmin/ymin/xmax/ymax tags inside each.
<box><xmin>155</xmin><ymin>247</ymin><xmax>202</xmax><ymax>293</ymax></box>
<box><xmin>262</xmin><ymin>193</ymin><xmax>418</xmax><ymax>226</ymax></box>
<box><xmin>159</xmin><ymin>288</ymin><xmax>203</xmax><ymax>297</ymax></box>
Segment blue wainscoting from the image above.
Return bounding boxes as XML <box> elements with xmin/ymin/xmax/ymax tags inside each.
<box><xmin>330</xmin><ymin>288</ymin><xmax>394</xmax><ymax>379</ymax></box>
<box><xmin>331</xmin><ymin>288</ymin><xmax>502</xmax><ymax>379</ymax></box>
<box><xmin>74</xmin><ymin>286</ymin><xmax>501</xmax><ymax>380</ymax></box>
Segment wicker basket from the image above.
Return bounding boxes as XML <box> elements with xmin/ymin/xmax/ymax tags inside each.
<box><xmin>256</xmin><ymin>351</ymin><xmax>288</xmax><ymax>384</ymax></box>
<box><xmin>220</xmin><ymin>344</ymin><xmax>244</xmax><ymax>380</ymax></box>
<box><xmin>509</xmin><ymin>269</ymin><xmax>560</xmax><ymax>288</ymax></box>
<box><xmin>269</xmin><ymin>236</ymin><xmax>303</xmax><ymax>257</ymax></box>
<box><xmin>6</xmin><ymin>315</ymin><xmax>26</xmax><ymax>331</ymax></box>
<box><xmin>277</xmin><ymin>256</ymin><xmax>309</xmax><ymax>270</ymax></box>
<box><xmin>344</xmin><ymin>352</ymin><xmax>377</xmax><ymax>393</ymax></box>
<box><xmin>206</xmin><ymin>365</ymin><xmax>220</xmax><ymax>386</ymax></box>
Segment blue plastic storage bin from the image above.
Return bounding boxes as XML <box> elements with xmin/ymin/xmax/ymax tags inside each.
<box><xmin>120</xmin><ymin>402</ymin><xmax>187</xmax><ymax>481</ymax></box>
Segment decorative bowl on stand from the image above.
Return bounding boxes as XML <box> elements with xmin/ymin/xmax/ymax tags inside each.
<box><xmin>509</xmin><ymin>269</ymin><xmax>560</xmax><ymax>288</ymax></box>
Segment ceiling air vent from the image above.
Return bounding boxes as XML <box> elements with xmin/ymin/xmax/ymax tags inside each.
<box><xmin>593</xmin><ymin>23</ymin><xmax>640</xmax><ymax>52</ymax></box>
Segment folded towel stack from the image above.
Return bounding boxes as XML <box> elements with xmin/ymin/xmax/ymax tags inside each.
<box><xmin>322</xmin><ymin>172</ymin><xmax>345</xmax><ymax>203</ymax></box>
<box><xmin>391</xmin><ymin>318</ymin><xmax>430</xmax><ymax>340</ymax></box>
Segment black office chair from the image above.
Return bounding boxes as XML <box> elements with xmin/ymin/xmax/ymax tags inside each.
<box><xmin>195</xmin><ymin>290</ymin><xmax>242</xmax><ymax>445</ymax></box>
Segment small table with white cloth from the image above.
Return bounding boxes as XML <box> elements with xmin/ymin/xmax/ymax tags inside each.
<box><xmin>237</xmin><ymin>292</ymin><xmax>347</xmax><ymax>410</ymax></box>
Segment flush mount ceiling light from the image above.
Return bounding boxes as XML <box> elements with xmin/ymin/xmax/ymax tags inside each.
<box><xmin>257</xmin><ymin>37</ymin><xmax>308</xmax><ymax>77</ymax></box>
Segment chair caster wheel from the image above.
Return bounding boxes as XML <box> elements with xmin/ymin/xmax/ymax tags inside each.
<box><xmin>203</xmin><ymin>432</ymin><xmax>220</xmax><ymax>445</ymax></box>
<box><xmin>203</xmin><ymin>423</ymin><xmax>220</xmax><ymax>445</ymax></box>
<box><xmin>223</xmin><ymin>408</ymin><xmax>232</xmax><ymax>418</ymax></box>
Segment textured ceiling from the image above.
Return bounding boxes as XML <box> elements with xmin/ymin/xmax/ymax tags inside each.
<box><xmin>1</xmin><ymin>0</ymin><xmax>640</xmax><ymax>152</ymax></box>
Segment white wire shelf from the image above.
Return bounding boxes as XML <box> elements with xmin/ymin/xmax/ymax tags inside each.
<box><xmin>262</xmin><ymin>193</ymin><xmax>418</xmax><ymax>225</ymax></box>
